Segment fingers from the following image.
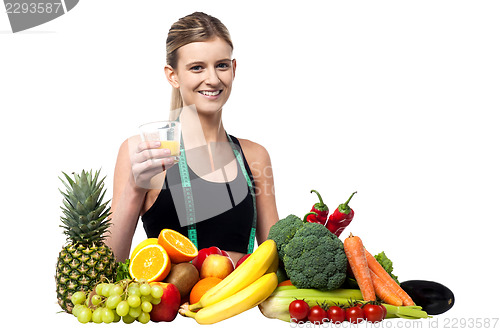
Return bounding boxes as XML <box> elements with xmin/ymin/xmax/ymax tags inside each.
<box><xmin>136</xmin><ymin>140</ymin><xmax>160</xmax><ymax>153</ymax></box>
<box><xmin>134</xmin><ymin>141</ymin><xmax>173</xmax><ymax>164</ymax></box>
<box><xmin>131</xmin><ymin>156</ymin><xmax>176</xmax><ymax>189</ymax></box>
<box><xmin>133</xmin><ymin>155</ymin><xmax>175</xmax><ymax>174</ymax></box>
<box><xmin>129</xmin><ymin>141</ymin><xmax>178</xmax><ymax>189</ymax></box>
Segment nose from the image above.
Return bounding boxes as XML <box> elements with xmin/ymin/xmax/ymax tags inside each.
<box><xmin>204</xmin><ymin>67</ymin><xmax>220</xmax><ymax>86</ymax></box>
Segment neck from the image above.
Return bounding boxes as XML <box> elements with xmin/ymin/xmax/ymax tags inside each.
<box><xmin>198</xmin><ymin>110</ymin><xmax>226</xmax><ymax>143</ymax></box>
<box><xmin>179</xmin><ymin>106</ymin><xmax>227</xmax><ymax>149</ymax></box>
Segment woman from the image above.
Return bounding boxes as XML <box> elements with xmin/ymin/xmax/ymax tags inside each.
<box><xmin>106</xmin><ymin>12</ymin><xmax>279</xmax><ymax>264</ymax></box>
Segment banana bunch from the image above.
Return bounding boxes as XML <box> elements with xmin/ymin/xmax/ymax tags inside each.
<box><xmin>179</xmin><ymin>239</ymin><xmax>279</xmax><ymax>324</ymax></box>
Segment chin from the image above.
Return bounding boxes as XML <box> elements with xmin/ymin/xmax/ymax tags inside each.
<box><xmin>194</xmin><ymin>101</ymin><xmax>226</xmax><ymax>115</ymax></box>
<box><xmin>197</xmin><ymin>106</ymin><xmax>224</xmax><ymax>115</ymax></box>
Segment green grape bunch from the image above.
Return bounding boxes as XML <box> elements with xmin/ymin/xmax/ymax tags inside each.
<box><xmin>70</xmin><ymin>279</ymin><xmax>163</xmax><ymax>324</ymax></box>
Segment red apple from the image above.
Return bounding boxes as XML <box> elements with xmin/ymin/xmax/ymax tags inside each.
<box><xmin>192</xmin><ymin>246</ymin><xmax>222</xmax><ymax>272</ymax></box>
<box><xmin>149</xmin><ymin>282</ymin><xmax>181</xmax><ymax>322</ymax></box>
<box><xmin>200</xmin><ymin>254</ymin><xmax>234</xmax><ymax>279</ymax></box>
<box><xmin>235</xmin><ymin>253</ymin><xmax>251</xmax><ymax>269</ymax></box>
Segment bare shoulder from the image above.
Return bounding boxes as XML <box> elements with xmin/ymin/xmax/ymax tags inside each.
<box><xmin>236</xmin><ymin>138</ymin><xmax>272</xmax><ymax>170</ymax></box>
<box><xmin>121</xmin><ymin>135</ymin><xmax>141</xmax><ymax>150</ymax></box>
<box><xmin>117</xmin><ymin>135</ymin><xmax>141</xmax><ymax>160</ymax></box>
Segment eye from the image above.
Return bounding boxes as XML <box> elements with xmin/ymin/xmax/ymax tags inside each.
<box><xmin>190</xmin><ymin>65</ymin><xmax>203</xmax><ymax>72</ymax></box>
<box><xmin>216</xmin><ymin>62</ymin><xmax>230</xmax><ymax>70</ymax></box>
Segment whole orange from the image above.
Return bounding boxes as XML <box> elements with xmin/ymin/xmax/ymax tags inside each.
<box><xmin>189</xmin><ymin>277</ymin><xmax>223</xmax><ymax>304</ymax></box>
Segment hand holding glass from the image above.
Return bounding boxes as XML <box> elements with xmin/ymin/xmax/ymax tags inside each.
<box><xmin>139</xmin><ymin>121</ymin><xmax>181</xmax><ymax>163</ymax></box>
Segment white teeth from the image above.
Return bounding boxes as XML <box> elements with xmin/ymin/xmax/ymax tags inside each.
<box><xmin>200</xmin><ymin>90</ymin><xmax>221</xmax><ymax>96</ymax></box>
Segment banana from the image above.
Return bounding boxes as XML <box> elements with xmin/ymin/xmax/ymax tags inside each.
<box><xmin>189</xmin><ymin>272</ymin><xmax>278</xmax><ymax>324</ymax></box>
<box><xmin>189</xmin><ymin>239</ymin><xmax>278</xmax><ymax>311</ymax></box>
<box><xmin>265</xmin><ymin>245</ymin><xmax>279</xmax><ymax>274</ymax></box>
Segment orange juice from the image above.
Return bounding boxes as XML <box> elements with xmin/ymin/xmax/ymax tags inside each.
<box><xmin>159</xmin><ymin>140</ymin><xmax>180</xmax><ymax>156</ymax></box>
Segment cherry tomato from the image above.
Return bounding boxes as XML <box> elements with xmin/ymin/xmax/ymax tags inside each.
<box><xmin>345</xmin><ymin>306</ymin><xmax>364</xmax><ymax>324</ymax></box>
<box><xmin>308</xmin><ymin>305</ymin><xmax>328</xmax><ymax>324</ymax></box>
<box><xmin>289</xmin><ymin>299</ymin><xmax>309</xmax><ymax>322</ymax></box>
<box><xmin>327</xmin><ymin>305</ymin><xmax>345</xmax><ymax>324</ymax></box>
<box><xmin>363</xmin><ymin>304</ymin><xmax>385</xmax><ymax>323</ymax></box>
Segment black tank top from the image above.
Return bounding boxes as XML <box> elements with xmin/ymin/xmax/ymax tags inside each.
<box><xmin>141</xmin><ymin>135</ymin><xmax>255</xmax><ymax>254</ymax></box>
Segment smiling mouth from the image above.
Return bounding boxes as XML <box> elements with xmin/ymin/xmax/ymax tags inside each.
<box><xmin>199</xmin><ymin>90</ymin><xmax>222</xmax><ymax>97</ymax></box>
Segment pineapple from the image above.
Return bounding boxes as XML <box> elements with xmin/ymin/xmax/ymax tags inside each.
<box><xmin>55</xmin><ymin>169</ymin><xmax>116</xmax><ymax>313</ymax></box>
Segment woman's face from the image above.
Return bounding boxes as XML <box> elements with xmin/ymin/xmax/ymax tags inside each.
<box><xmin>167</xmin><ymin>37</ymin><xmax>236</xmax><ymax>115</ymax></box>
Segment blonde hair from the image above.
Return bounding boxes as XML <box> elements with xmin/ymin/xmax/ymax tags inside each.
<box><xmin>166</xmin><ymin>12</ymin><xmax>234</xmax><ymax>112</ymax></box>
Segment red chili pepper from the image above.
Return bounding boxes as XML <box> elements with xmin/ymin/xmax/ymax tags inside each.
<box><xmin>304</xmin><ymin>211</ymin><xmax>320</xmax><ymax>223</ymax></box>
<box><xmin>307</xmin><ymin>190</ymin><xmax>329</xmax><ymax>224</ymax></box>
<box><xmin>325</xmin><ymin>191</ymin><xmax>357</xmax><ymax>237</ymax></box>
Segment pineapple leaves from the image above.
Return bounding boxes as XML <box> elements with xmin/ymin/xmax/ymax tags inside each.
<box><xmin>84</xmin><ymin>187</ymin><xmax>103</xmax><ymax>211</ymax></box>
<box><xmin>59</xmin><ymin>172</ymin><xmax>75</xmax><ymax>191</ymax></box>
<box><xmin>86</xmin><ymin>202</ymin><xmax>111</xmax><ymax>222</ymax></box>
<box><xmin>73</xmin><ymin>171</ymin><xmax>90</xmax><ymax>204</ymax></box>
<box><xmin>75</xmin><ymin>201</ymin><xmax>88</xmax><ymax>215</ymax></box>
<box><xmin>58</xmin><ymin>169</ymin><xmax>112</xmax><ymax>244</ymax></box>
<box><xmin>91</xmin><ymin>168</ymin><xmax>102</xmax><ymax>188</ymax></box>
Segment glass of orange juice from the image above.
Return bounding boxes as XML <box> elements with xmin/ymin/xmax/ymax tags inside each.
<box><xmin>139</xmin><ymin>120</ymin><xmax>181</xmax><ymax>163</ymax></box>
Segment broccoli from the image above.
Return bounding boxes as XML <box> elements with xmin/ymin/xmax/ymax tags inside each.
<box><xmin>267</xmin><ymin>214</ymin><xmax>304</xmax><ymax>261</ymax></box>
<box><xmin>283</xmin><ymin>223</ymin><xmax>347</xmax><ymax>291</ymax></box>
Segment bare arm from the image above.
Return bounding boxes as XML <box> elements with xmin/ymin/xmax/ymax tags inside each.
<box><xmin>240</xmin><ymin>139</ymin><xmax>279</xmax><ymax>246</ymax></box>
<box><xmin>106</xmin><ymin>136</ymin><xmax>176</xmax><ymax>262</ymax></box>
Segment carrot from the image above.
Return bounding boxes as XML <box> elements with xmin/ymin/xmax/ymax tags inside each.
<box><xmin>365</xmin><ymin>250</ymin><xmax>415</xmax><ymax>306</ymax></box>
<box><xmin>369</xmin><ymin>269</ymin><xmax>403</xmax><ymax>306</ymax></box>
<box><xmin>344</xmin><ymin>233</ymin><xmax>376</xmax><ymax>301</ymax></box>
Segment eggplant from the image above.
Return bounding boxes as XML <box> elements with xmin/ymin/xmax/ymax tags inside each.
<box><xmin>400</xmin><ymin>280</ymin><xmax>454</xmax><ymax>315</ymax></box>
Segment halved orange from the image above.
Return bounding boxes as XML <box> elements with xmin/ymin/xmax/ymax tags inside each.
<box><xmin>158</xmin><ymin>228</ymin><xmax>198</xmax><ymax>263</ymax></box>
<box><xmin>129</xmin><ymin>244</ymin><xmax>171</xmax><ymax>282</ymax></box>
<box><xmin>130</xmin><ymin>238</ymin><xmax>158</xmax><ymax>259</ymax></box>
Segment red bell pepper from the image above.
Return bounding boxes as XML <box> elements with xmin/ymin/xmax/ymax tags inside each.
<box><xmin>306</xmin><ymin>190</ymin><xmax>329</xmax><ymax>224</ymax></box>
<box><xmin>325</xmin><ymin>191</ymin><xmax>357</xmax><ymax>237</ymax></box>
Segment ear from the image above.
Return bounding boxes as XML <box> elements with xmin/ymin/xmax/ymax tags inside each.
<box><xmin>231</xmin><ymin>59</ymin><xmax>237</xmax><ymax>79</ymax></box>
<box><xmin>164</xmin><ymin>65</ymin><xmax>180</xmax><ymax>89</ymax></box>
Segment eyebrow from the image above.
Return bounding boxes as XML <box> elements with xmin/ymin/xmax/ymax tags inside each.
<box><xmin>185</xmin><ymin>58</ymin><xmax>232</xmax><ymax>68</ymax></box>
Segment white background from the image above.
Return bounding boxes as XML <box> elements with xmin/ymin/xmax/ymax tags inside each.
<box><xmin>1</xmin><ymin>0</ymin><xmax>499</xmax><ymax>330</ymax></box>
